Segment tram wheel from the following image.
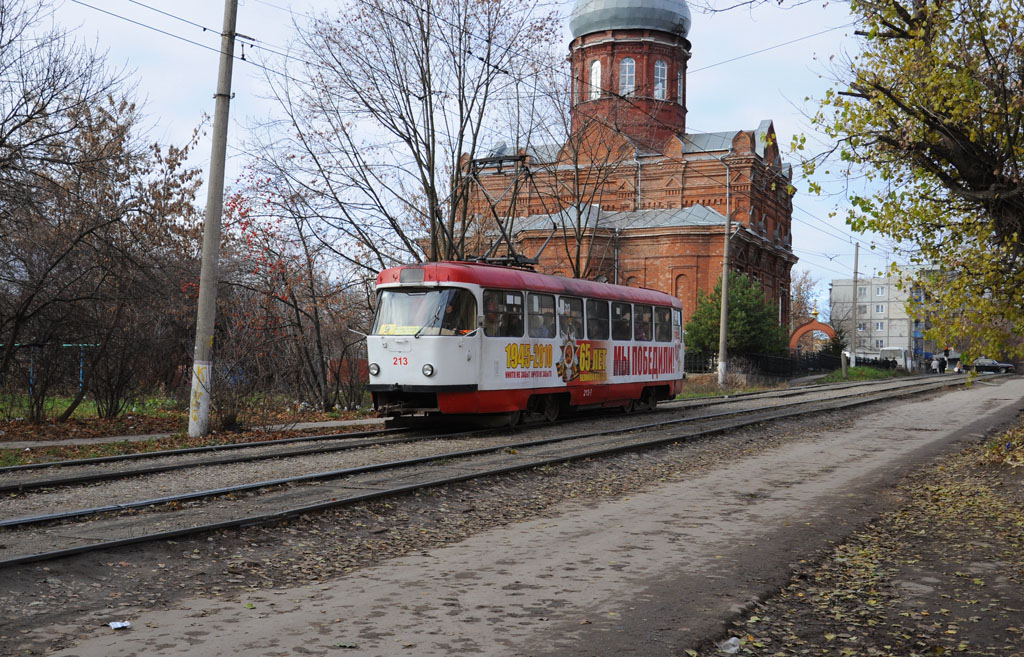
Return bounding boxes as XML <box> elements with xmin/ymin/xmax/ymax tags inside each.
<box><xmin>506</xmin><ymin>410</ymin><xmax>522</xmax><ymax>426</ymax></box>
<box><xmin>640</xmin><ymin>389</ymin><xmax>658</xmax><ymax>411</ymax></box>
<box><xmin>621</xmin><ymin>399</ymin><xmax>635</xmax><ymax>414</ymax></box>
<box><xmin>541</xmin><ymin>396</ymin><xmax>561</xmax><ymax>423</ymax></box>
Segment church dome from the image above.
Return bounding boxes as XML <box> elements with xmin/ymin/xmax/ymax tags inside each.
<box><xmin>569</xmin><ymin>0</ymin><xmax>692</xmax><ymax>39</ymax></box>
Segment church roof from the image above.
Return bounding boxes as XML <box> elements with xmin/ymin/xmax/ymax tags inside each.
<box><xmin>569</xmin><ymin>0</ymin><xmax>692</xmax><ymax>39</ymax></box>
<box><xmin>512</xmin><ymin>205</ymin><xmax>725</xmax><ymax>234</ymax></box>
<box><xmin>485</xmin><ymin>121</ymin><xmax>790</xmax><ymax>173</ymax></box>
<box><xmin>487</xmin><ymin>142</ymin><xmax>563</xmax><ymax>164</ymax></box>
<box><xmin>680</xmin><ymin>131</ymin><xmax>737</xmax><ymax>154</ymax></box>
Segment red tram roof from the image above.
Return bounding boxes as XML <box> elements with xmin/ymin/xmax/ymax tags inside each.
<box><xmin>376</xmin><ymin>262</ymin><xmax>681</xmax><ymax>308</ymax></box>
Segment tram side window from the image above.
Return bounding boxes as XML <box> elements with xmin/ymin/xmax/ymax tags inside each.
<box><xmin>483</xmin><ymin>290</ymin><xmax>524</xmax><ymax>337</ymax></box>
<box><xmin>558</xmin><ymin>297</ymin><xmax>584</xmax><ymax>339</ymax></box>
<box><xmin>672</xmin><ymin>308</ymin><xmax>682</xmax><ymax>341</ymax></box>
<box><xmin>654</xmin><ymin>306</ymin><xmax>672</xmax><ymax>342</ymax></box>
<box><xmin>527</xmin><ymin>293</ymin><xmax>556</xmax><ymax>338</ymax></box>
<box><xmin>634</xmin><ymin>304</ymin><xmax>653</xmax><ymax>342</ymax></box>
<box><xmin>586</xmin><ymin>299</ymin><xmax>609</xmax><ymax>340</ymax></box>
<box><xmin>611</xmin><ymin>302</ymin><xmax>632</xmax><ymax>341</ymax></box>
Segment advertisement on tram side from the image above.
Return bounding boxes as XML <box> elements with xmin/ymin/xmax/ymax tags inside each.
<box><xmin>484</xmin><ymin>334</ymin><xmax>679</xmax><ymax>390</ymax></box>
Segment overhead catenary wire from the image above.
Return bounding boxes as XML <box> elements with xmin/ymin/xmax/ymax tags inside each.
<box><xmin>65</xmin><ymin>0</ymin><xmax>882</xmax><ymax>279</ymax></box>
<box><xmin>66</xmin><ymin>0</ymin><xmax>857</xmax><ymax>189</ymax></box>
<box><xmin>67</xmin><ymin>3</ymin><xmax>860</xmax><ymax>270</ymax></box>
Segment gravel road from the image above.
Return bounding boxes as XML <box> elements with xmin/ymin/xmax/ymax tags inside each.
<box><xmin>4</xmin><ymin>377</ymin><xmax>1022</xmax><ymax>656</ymax></box>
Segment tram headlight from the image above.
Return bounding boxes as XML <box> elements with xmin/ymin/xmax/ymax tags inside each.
<box><xmin>422</xmin><ymin>363</ymin><xmax>435</xmax><ymax>377</ymax></box>
<box><xmin>368</xmin><ymin>363</ymin><xmax>380</xmax><ymax>376</ymax></box>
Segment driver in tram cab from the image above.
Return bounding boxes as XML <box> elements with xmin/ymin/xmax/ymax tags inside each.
<box><xmin>441</xmin><ymin>302</ymin><xmax>460</xmax><ymax>334</ymax></box>
<box><xmin>441</xmin><ymin>293</ymin><xmax>474</xmax><ymax>335</ymax></box>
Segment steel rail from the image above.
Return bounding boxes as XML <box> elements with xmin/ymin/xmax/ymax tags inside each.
<box><xmin>0</xmin><ymin>377</ymin><xmax>920</xmax><ymax>493</ymax></box>
<box><xmin>0</xmin><ymin>376</ymin><xmax>971</xmax><ymax>568</ymax></box>
<box><xmin>0</xmin><ymin>426</ymin><xmax>397</xmax><ymax>473</ymax></box>
<box><xmin>0</xmin><ymin>427</ymin><xmax>492</xmax><ymax>494</ymax></box>
<box><xmin>0</xmin><ymin>373</ymin><xmax>952</xmax><ymax>486</ymax></box>
<box><xmin>0</xmin><ymin>375</ymin><xmax>959</xmax><ymax>529</ymax></box>
<box><xmin>660</xmin><ymin>373</ymin><xmax>960</xmax><ymax>410</ymax></box>
<box><xmin>0</xmin><ymin>373</ymin><xmax>925</xmax><ymax>475</ymax></box>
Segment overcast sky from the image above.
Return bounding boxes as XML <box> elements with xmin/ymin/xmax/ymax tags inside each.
<box><xmin>57</xmin><ymin>0</ymin><xmax>900</xmax><ymax>312</ymax></box>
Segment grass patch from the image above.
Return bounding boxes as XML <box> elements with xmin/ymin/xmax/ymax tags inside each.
<box><xmin>817</xmin><ymin>366</ymin><xmax>900</xmax><ymax>383</ymax></box>
<box><xmin>675</xmin><ymin>372</ymin><xmax>771</xmax><ymax>399</ymax></box>
<box><xmin>0</xmin><ymin>394</ymin><xmax>181</xmax><ymax>422</ymax></box>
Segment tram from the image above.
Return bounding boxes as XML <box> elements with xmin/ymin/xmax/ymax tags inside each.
<box><xmin>366</xmin><ymin>262</ymin><xmax>685</xmax><ymax>424</ymax></box>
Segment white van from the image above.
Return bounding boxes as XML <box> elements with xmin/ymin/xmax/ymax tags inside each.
<box><xmin>878</xmin><ymin>347</ymin><xmax>912</xmax><ymax>371</ymax></box>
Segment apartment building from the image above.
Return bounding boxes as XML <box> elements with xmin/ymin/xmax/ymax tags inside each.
<box><xmin>829</xmin><ymin>274</ymin><xmax>915</xmax><ymax>361</ymax></box>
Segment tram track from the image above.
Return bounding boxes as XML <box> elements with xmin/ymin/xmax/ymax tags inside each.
<box><xmin>0</xmin><ymin>427</ymin><xmax>486</xmax><ymax>494</ymax></box>
<box><xmin>0</xmin><ymin>375</ymin><xmax>974</xmax><ymax>568</ymax></box>
<box><xmin>0</xmin><ymin>374</ymin><xmax>940</xmax><ymax>495</ymax></box>
<box><xmin>1</xmin><ymin>426</ymin><xmax>396</xmax><ymax>473</ymax></box>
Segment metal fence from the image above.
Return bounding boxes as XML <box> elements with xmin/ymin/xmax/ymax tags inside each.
<box><xmin>684</xmin><ymin>350</ymin><xmax>895</xmax><ymax>379</ymax></box>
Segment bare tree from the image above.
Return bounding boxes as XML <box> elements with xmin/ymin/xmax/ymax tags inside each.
<box><xmin>526</xmin><ymin>120</ymin><xmax>641</xmax><ymax>279</ymax></box>
<box><xmin>0</xmin><ymin>2</ymin><xmax>204</xmax><ymax>420</ymax></box>
<box><xmin>216</xmin><ymin>184</ymin><xmax>374</xmax><ymax>419</ymax></box>
<box><xmin>0</xmin><ymin>0</ymin><xmax>129</xmax><ymax>381</ymax></box>
<box><xmin>468</xmin><ymin>62</ymin><xmax>647</xmax><ymax>278</ymax></box>
<box><xmin>247</xmin><ymin>0</ymin><xmax>558</xmax><ymax>273</ymax></box>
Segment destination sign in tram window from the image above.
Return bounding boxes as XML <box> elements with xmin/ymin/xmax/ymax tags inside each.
<box><xmin>558</xmin><ymin>297</ymin><xmax>584</xmax><ymax>339</ymax></box>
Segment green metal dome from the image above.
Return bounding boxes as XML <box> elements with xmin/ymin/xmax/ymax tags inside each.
<box><xmin>570</xmin><ymin>0</ymin><xmax>692</xmax><ymax>39</ymax></box>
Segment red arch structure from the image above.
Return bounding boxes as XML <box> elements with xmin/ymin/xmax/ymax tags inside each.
<box><xmin>789</xmin><ymin>319</ymin><xmax>837</xmax><ymax>351</ymax></box>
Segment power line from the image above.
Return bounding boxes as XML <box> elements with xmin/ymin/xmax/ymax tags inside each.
<box><xmin>124</xmin><ymin>0</ymin><xmax>218</xmax><ymax>33</ymax></box>
<box><xmin>68</xmin><ymin>0</ymin><xmax>854</xmax><ymax>161</ymax></box>
<box><xmin>68</xmin><ymin>0</ymin><xmax>876</xmax><ymax>268</ymax></box>
<box><xmin>689</xmin><ymin>23</ymin><xmax>855</xmax><ymax>73</ymax></box>
<box><xmin>791</xmin><ymin>250</ymin><xmax>857</xmax><ymax>278</ymax></box>
<box><xmin>68</xmin><ymin>0</ymin><xmax>222</xmax><ymax>55</ymax></box>
<box><xmin>67</xmin><ymin>0</ymin><xmax>324</xmax><ymax>95</ymax></box>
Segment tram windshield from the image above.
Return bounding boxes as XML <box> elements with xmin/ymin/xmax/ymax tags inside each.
<box><xmin>372</xmin><ymin>287</ymin><xmax>477</xmax><ymax>336</ymax></box>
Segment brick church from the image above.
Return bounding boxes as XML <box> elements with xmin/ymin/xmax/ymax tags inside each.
<box><xmin>468</xmin><ymin>0</ymin><xmax>798</xmax><ymax>325</ymax></box>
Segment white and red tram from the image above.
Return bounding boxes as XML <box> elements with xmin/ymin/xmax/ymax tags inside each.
<box><xmin>366</xmin><ymin>262</ymin><xmax>685</xmax><ymax>423</ymax></box>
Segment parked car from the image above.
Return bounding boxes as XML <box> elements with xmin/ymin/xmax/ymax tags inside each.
<box><xmin>972</xmin><ymin>357</ymin><xmax>1016</xmax><ymax>374</ymax></box>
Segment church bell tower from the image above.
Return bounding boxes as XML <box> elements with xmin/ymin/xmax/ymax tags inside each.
<box><xmin>568</xmin><ymin>0</ymin><xmax>693</xmax><ymax>148</ymax></box>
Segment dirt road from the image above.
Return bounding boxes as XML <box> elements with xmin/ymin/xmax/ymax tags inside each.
<box><xmin>35</xmin><ymin>377</ymin><xmax>1024</xmax><ymax>656</ymax></box>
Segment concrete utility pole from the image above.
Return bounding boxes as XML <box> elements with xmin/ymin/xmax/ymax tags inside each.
<box><xmin>188</xmin><ymin>0</ymin><xmax>239</xmax><ymax>438</ymax></box>
<box><xmin>850</xmin><ymin>242</ymin><xmax>859</xmax><ymax>368</ymax></box>
<box><xmin>717</xmin><ymin>156</ymin><xmax>732</xmax><ymax>388</ymax></box>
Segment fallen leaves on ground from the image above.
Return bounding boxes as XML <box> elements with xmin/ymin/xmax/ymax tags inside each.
<box><xmin>693</xmin><ymin>438</ymin><xmax>1024</xmax><ymax>656</ymax></box>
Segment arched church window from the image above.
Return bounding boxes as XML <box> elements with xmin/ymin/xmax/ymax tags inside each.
<box><xmin>676</xmin><ymin>70</ymin><xmax>684</xmax><ymax>104</ymax></box>
<box><xmin>619</xmin><ymin>58</ymin><xmax>635</xmax><ymax>96</ymax></box>
<box><xmin>654</xmin><ymin>60</ymin><xmax>667</xmax><ymax>99</ymax></box>
<box><xmin>589</xmin><ymin>60</ymin><xmax>602</xmax><ymax>100</ymax></box>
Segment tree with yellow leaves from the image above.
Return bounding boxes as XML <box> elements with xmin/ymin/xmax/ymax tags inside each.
<box><xmin>799</xmin><ymin>0</ymin><xmax>1024</xmax><ymax>362</ymax></box>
